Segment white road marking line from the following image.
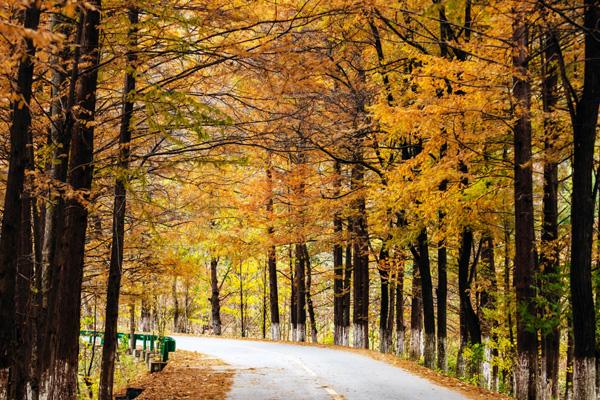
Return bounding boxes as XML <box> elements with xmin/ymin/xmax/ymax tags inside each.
<box><xmin>324</xmin><ymin>387</ymin><xmax>344</xmax><ymax>399</ymax></box>
<box><xmin>228</xmin><ymin>342</ymin><xmax>344</xmax><ymax>398</ymax></box>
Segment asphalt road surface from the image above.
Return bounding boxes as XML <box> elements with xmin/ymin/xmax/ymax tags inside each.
<box><xmin>172</xmin><ymin>336</ymin><xmax>467</xmax><ymax>400</ymax></box>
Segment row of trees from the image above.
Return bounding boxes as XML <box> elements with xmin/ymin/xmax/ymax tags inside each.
<box><xmin>0</xmin><ymin>1</ymin><xmax>599</xmax><ymax>400</ymax></box>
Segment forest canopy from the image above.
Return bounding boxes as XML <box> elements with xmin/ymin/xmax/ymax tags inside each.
<box><xmin>0</xmin><ymin>1</ymin><xmax>599</xmax><ymax>400</ymax></box>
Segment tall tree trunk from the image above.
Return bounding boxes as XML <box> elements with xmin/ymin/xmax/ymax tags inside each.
<box><xmin>44</xmin><ymin>2</ymin><xmax>101</xmax><ymax>397</ymax></box>
<box><xmin>38</xmin><ymin>15</ymin><xmax>80</xmax><ymax>394</ymax></box>
<box><xmin>0</xmin><ymin>4</ymin><xmax>41</xmax><ymax>395</ymax></box>
<box><xmin>395</xmin><ymin>262</ymin><xmax>405</xmax><ymax>356</ymax></box>
<box><xmin>303</xmin><ymin>245</ymin><xmax>318</xmax><ymax>343</ymax></box>
<box><xmin>239</xmin><ymin>262</ymin><xmax>245</xmax><ymax>338</ymax></box>
<box><xmin>457</xmin><ymin>228</ymin><xmax>482</xmax><ymax>378</ymax></box>
<box><xmin>173</xmin><ymin>276</ymin><xmax>180</xmax><ymax>332</ymax></box>
<box><xmin>437</xmin><ymin>237</ymin><xmax>447</xmax><ymax>371</ymax></box>
<box><xmin>342</xmin><ymin>232</ymin><xmax>353</xmax><ymax>346</ymax></box>
<box><xmin>540</xmin><ymin>28</ymin><xmax>561</xmax><ymax>400</ymax></box>
<box><xmin>480</xmin><ymin>236</ymin><xmax>498</xmax><ymax>391</ymax></box>
<box><xmin>294</xmin><ymin>244</ymin><xmax>307</xmax><ymax>342</ymax></box>
<box><xmin>333</xmin><ymin>162</ymin><xmax>345</xmax><ymax>345</ymax></box>
<box><xmin>16</xmin><ymin>186</ymin><xmax>35</xmax><ymax>399</ymax></box>
<box><xmin>351</xmin><ymin>162</ymin><xmax>369</xmax><ymax>349</ymax></box>
<box><xmin>409</xmin><ymin>258</ymin><xmax>423</xmax><ymax>360</ymax></box>
<box><xmin>129</xmin><ymin>303</ymin><xmax>136</xmax><ymax>352</ymax></box>
<box><xmin>512</xmin><ymin>8</ymin><xmax>538</xmax><ymax>399</ymax></box>
<box><xmin>385</xmin><ymin>254</ymin><xmax>396</xmax><ymax>355</ymax></box>
<box><xmin>413</xmin><ymin>229</ymin><xmax>435</xmax><ymax>368</ymax></box>
<box><xmin>569</xmin><ymin>2</ymin><xmax>600</xmax><ymax>399</ymax></box>
<box><xmin>266</xmin><ymin>165</ymin><xmax>280</xmax><ymax>340</ymax></box>
<box><xmin>290</xmin><ymin>246</ymin><xmax>297</xmax><ymax>341</ymax></box>
<box><xmin>210</xmin><ymin>258</ymin><xmax>222</xmax><ymax>335</ymax></box>
<box><xmin>98</xmin><ymin>9</ymin><xmax>138</xmax><ymax>399</ymax></box>
<box><xmin>378</xmin><ymin>247</ymin><xmax>390</xmax><ymax>353</ymax></box>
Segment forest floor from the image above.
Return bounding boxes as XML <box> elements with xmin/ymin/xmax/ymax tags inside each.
<box><xmin>115</xmin><ymin>350</ymin><xmax>233</xmax><ymax>400</ymax></box>
<box><xmin>171</xmin><ymin>335</ymin><xmax>508</xmax><ymax>400</ymax></box>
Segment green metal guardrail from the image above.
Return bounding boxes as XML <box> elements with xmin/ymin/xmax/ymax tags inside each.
<box><xmin>79</xmin><ymin>331</ymin><xmax>176</xmax><ymax>361</ymax></box>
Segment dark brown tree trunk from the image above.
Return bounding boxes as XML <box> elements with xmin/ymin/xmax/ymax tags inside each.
<box><xmin>38</xmin><ymin>15</ymin><xmax>80</xmax><ymax>394</ymax></box>
<box><xmin>266</xmin><ymin>165</ymin><xmax>280</xmax><ymax>340</ymax></box>
<box><xmin>569</xmin><ymin>3</ymin><xmax>600</xmax><ymax>399</ymax></box>
<box><xmin>128</xmin><ymin>303</ymin><xmax>135</xmax><ymax>352</ymax></box>
<box><xmin>303</xmin><ymin>245</ymin><xmax>317</xmax><ymax>343</ymax></box>
<box><xmin>342</xmin><ymin>232</ymin><xmax>353</xmax><ymax>346</ymax></box>
<box><xmin>457</xmin><ymin>228</ymin><xmax>481</xmax><ymax>378</ymax></box>
<box><xmin>437</xmin><ymin>238</ymin><xmax>447</xmax><ymax>371</ymax></box>
<box><xmin>44</xmin><ymin>2</ymin><xmax>101</xmax><ymax>397</ymax></box>
<box><xmin>0</xmin><ymin>4</ymin><xmax>40</xmax><ymax>395</ymax></box>
<box><xmin>98</xmin><ymin>9</ymin><xmax>138</xmax><ymax>398</ymax></box>
<box><xmin>512</xmin><ymin>9</ymin><xmax>537</xmax><ymax>399</ymax></box>
<box><xmin>540</xmin><ymin>28</ymin><xmax>561</xmax><ymax>400</ymax></box>
<box><xmin>290</xmin><ymin>245</ymin><xmax>297</xmax><ymax>341</ymax></box>
<box><xmin>173</xmin><ymin>276</ymin><xmax>180</xmax><ymax>332</ymax></box>
<box><xmin>395</xmin><ymin>262</ymin><xmax>405</xmax><ymax>356</ymax></box>
<box><xmin>409</xmin><ymin>258</ymin><xmax>423</xmax><ymax>360</ymax></box>
<box><xmin>16</xmin><ymin>186</ymin><xmax>35</xmax><ymax>399</ymax></box>
<box><xmin>413</xmin><ymin>229</ymin><xmax>435</xmax><ymax>368</ymax></box>
<box><xmin>378</xmin><ymin>246</ymin><xmax>391</xmax><ymax>353</ymax></box>
<box><xmin>351</xmin><ymin>162</ymin><xmax>369</xmax><ymax>349</ymax></box>
<box><xmin>239</xmin><ymin>262</ymin><xmax>245</xmax><ymax>338</ymax></box>
<box><xmin>294</xmin><ymin>243</ymin><xmax>307</xmax><ymax>342</ymax></box>
<box><xmin>385</xmin><ymin>254</ymin><xmax>396</xmax><ymax>354</ymax></box>
<box><xmin>333</xmin><ymin>162</ymin><xmax>345</xmax><ymax>345</ymax></box>
<box><xmin>210</xmin><ymin>258</ymin><xmax>222</xmax><ymax>335</ymax></box>
<box><xmin>480</xmin><ymin>236</ymin><xmax>498</xmax><ymax>391</ymax></box>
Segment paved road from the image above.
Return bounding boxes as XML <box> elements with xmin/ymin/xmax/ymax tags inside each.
<box><xmin>172</xmin><ymin>336</ymin><xmax>467</xmax><ymax>400</ymax></box>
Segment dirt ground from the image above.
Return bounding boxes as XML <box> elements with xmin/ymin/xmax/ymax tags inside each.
<box><xmin>117</xmin><ymin>350</ymin><xmax>233</xmax><ymax>400</ymax></box>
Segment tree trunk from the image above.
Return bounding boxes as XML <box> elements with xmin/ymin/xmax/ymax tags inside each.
<box><xmin>16</xmin><ymin>186</ymin><xmax>35</xmax><ymax>399</ymax></box>
<box><xmin>395</xmin><ymin>262</ymin><xmax>405</xmax><ymax>356</ymax></box>
<box><xmin>512</xmin><ymin>8</ymin><xmax>538</xmax><ymax>399</ymax></box>
<box><xmin>45</xmin><ymin>3</ymin><xmax>102</xmax><ymax>397</ymax></box>
<box><xmin>480</xmin><ymin>236</ymin><xmax>498</xmax><ymax>391</ymax></box>
<box><xmin>342</xmin><ymin>236</ymin><xmax>353</xmax><ymax>346</ymax></box>
<box><xmin>98</xmin><ymin>8</ymin><xmax>138</xmax><ymax>398</ymax></box>
<box><xmin>266</xmin><ymin>165</ymin><xmax>280</xmax><ymax>340</ymax></box>
<box><xmin>569</xmin><ymin>3</ymin><xmax>600</xmax><ymax>399</ymax></box>
<box><xmin>294</xmin><ymin>244</ymin><xmax>307</xmax><ymax>342</ymax></box>
<box><xmin>129</xmin><ymin>303</ymin><xmax>136</xmax><ymax>352</ymax></box>
<box><xmin>333</xmin><ymin>162</ymin><xmax>345</xmax><ymax>345</ymax></box>
<box><xmin>0</xmin><ymin>4</ymin><xmax>40</xmax><ymax>395</ymax></box>
<box><xmin>414</xmin><ymin>229</ymin><xmax>435</xmax><ymax>368</ymax></box>
<box><xmin>303</xmin><ymin>245</ymin><xmax>318</xmax><ymax>343</ymax></box>
<box><xmin>437</xmin><ymin>238</ymin><xmax>447</xmax><ymax>371</ymax></box>
<box><xmin>38</xmin><ymin>15</ymin><xmax>80</xmax><ymax>394</ymax></box>
<box><xmin>457</xmin><ymin>227</ymin><xmax>482</xmax><ymax>378</ymax></box>
<box><xmin>290</xmin><ymin>246</ymin><xmax>297</xmax><ymax>341</ymax></box>
<box><xmin>210</xmin><ymin>258</ymin><xmax>222</xmax><ymax>335</ymax></box>
<box><xmin>378</xmin><ymin>251</ymin><xmax>390</xmax><ymax>353</ymax></box>
<box><xmin>173</xmin><ymin>276</ymin><xmax>180</xmax><ymax>332</ymax></box>
<box><xmin>540</xmin><ymin>28</ymin><xmax>560</xmax><ymax>400</ymax></box>
<box><xmin>409</xmin><ymin>258</ymin><xmax>423</xmax><ymax>361</ymax></box>
<box><xmin>239</xmin><ymin>262</ymin><xmax>245</xmax><ymax>337</ymax></box>
<box><xmin>351</xmin><ymin>162</ymin><xmax>369</xmax><ymax>349</ymax></box>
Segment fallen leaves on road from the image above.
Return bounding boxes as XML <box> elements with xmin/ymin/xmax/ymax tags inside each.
<box><xmin>120</xmin><ymin>350</ymin><xmax>233</xmax><ymax>400</ymax></box>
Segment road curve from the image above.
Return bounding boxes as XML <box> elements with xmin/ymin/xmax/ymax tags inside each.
<box><xmin>171</xmin><ymin>336</ymin><xmax>467</xmax><ymax>400</ymax></box>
